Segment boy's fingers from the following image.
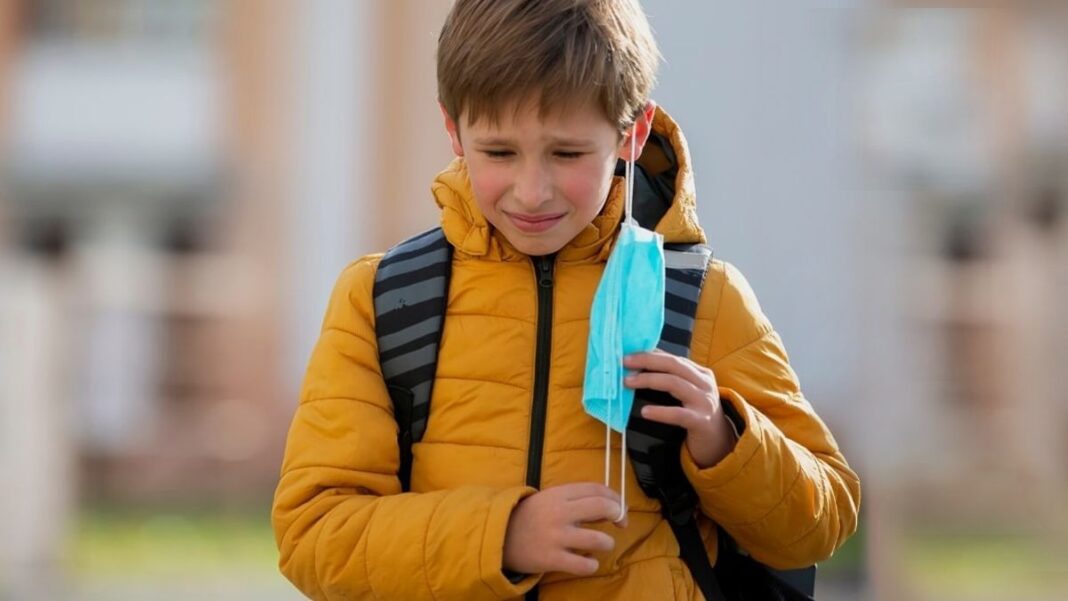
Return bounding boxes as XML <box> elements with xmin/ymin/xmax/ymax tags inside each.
<box><xmin>558</xmin><ymin>482</ymin><xmax>621</xmax><ymax>504</ymax></box>
<box><xmin>623</xmin><ymin>350</ymin><xmax>711</xmax><ymax>388</ymax></box>
<box><xmin>553</xmin><ymin>551</ymin><xmax>599</xmax><ymax>577</ymax></box>
<box><xmin>562</xmin><ymin>526</ymin><xmax>615</xmax><ymax>553</ymax></box>
<box><xmin>624</xmin><ymin>372</ymin><xmax>702</xmax><ymax>407</ymax></box>
<box><xmin>640</xmin><ymin>404</ymin><xmax>702</xmax><ymax>431</ymax></box>
<box><xmin>568</xmin><ymin>496</ymin><xmax>623</xmax><ymax>525</ymax></box>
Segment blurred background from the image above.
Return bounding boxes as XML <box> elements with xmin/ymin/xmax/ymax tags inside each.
<box><xmin>0</xmin><ymin>1</ymin><xmax>1065</xmax><ymax>599</ymax></box>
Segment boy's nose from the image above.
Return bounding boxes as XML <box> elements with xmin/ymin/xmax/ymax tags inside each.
<box><xmin>513</xmin><ymin>162</ymin><xmax>553</xmax><ymax>209</ymax></box>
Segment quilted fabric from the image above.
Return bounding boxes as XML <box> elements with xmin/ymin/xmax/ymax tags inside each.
<box><xmin>272</xmin><ymin>107</ymin><xmax>860</xmax><ymax>601</ymax></box>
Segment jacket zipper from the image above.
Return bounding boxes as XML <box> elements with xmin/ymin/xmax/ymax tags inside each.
<box><xmin>526</xmin><ymin>254</ymin><xmax>555</xmax><ymax>489</ymax></box>
<box><xmin>525</xmin><ymin>255</ymin><xmax>555</xmax><ymax>601</ymax></box>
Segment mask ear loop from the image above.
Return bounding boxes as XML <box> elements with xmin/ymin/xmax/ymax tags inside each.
<box><xmin>605</xmin><ymin>121</ymin><xmax>639</xmax><ymax>524</ymax></box>
<box><xmin>624</xmin><ymin>122</ymin><xmax>637</xmax><ymax>227</ymax></box>
<box><xmin>604</xmin><ymin>310</ymin><xmax>626</xmax><ymax>525</ymax></box>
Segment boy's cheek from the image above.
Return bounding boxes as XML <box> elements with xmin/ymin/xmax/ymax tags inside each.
<box><xmin>468</xmin><ymin>170</ymin><xmax>510</xmax><ymax>213</ymax></box>
<box><xmin>558</xmin><ymin>164</ymin><xmax>613</xmax><ymax>214</ymax></box>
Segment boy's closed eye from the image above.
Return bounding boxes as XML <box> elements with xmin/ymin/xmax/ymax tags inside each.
<box><xmin>554</xmin><ymin>150</ymin><xmax>586</xmax><ymax>159</ymax></box>
<box><xmin>479</xmin><ymin>149</ymin><xmax>586</xmax><ymax>160</ymax></box>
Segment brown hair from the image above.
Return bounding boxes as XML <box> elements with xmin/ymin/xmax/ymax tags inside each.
<box><xmin>437</xmin><ymin>0</ymin><xmax>660</xmax><ymax>132</ymax></box>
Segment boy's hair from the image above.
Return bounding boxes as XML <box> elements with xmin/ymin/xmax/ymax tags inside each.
<box><xmin>437</xmin><ymin>0</ymin><xmax>660</xmax><ymax>132</ymax></box>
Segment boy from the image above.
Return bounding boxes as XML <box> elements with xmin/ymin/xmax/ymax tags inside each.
<box><xmin>272</xmin><ymin>1</ymin><xmax>860</xmax><ymax>599</ymax></box>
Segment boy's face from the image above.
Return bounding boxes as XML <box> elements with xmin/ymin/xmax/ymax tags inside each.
<box><xmin>442</xmin><ymin>99</ymin><xmax>653</xmax><ymax>256</ymax></box>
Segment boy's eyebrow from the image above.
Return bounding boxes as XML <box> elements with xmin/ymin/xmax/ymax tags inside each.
<box><xmin>471</xmin><ymin>136</ymin><xmax>514</xmax><ymax>146</ymax></box>
<box><xmin>471</xmin><ymin>135</ymin><xmax>596</xmax><ymax>146</ymax></box>
<box><xmin>546</xmin><ymin>135</ymin><xmax>596</xmax><ymax>146</ymax></box>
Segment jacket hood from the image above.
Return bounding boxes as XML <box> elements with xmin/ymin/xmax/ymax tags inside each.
<box><xmin>431</xmin><ymin>105</ymin><xmax>706</xmax><ymax>263</ymax></box>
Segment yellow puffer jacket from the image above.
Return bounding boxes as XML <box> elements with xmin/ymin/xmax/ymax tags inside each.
<box><xmin>272</xmin><ymin>107</ymin><xmax>860</xmax><ymax>600</ymax></box>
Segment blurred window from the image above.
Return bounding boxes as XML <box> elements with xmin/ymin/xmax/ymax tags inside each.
<box><xmin>26</xmin><ymin>0</ymin><xmax>217</xmax><ymax>46</ymax></box>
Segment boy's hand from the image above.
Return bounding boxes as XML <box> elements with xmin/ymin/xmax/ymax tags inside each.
<box><xmin>503</xmin><ymin>483</ymin><xmax>627</xmax><ymax>577</ymax></box>
<box><xmin>623</xmin><ymin>350</ymin><xmax>738</xmax><ymax>469</ymax></box>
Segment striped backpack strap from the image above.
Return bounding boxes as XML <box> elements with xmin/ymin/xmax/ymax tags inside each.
<box><xmin>372</xmin><ymin>227</ymin><xmax>452</xmax><ymax>491</ymax></box>
<box><xmin>658</xmin><ymin>244</ymin><xmax>715</xmax><ymax>356</ymax></box>
<box><xmin>627</xmin><ymin>242</ymin><xmax>713</xmax><ymax>495</ymax></box>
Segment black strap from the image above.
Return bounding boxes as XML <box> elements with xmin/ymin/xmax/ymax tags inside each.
<box><xmin>372</xmin><ymin>227</ymin><xmax>452</xmax><ymax>491</ymax></box>
<box><xmin>672</xmin><ymin>514</ymin><xmax>725</xmax><ymax>601</ymax></box>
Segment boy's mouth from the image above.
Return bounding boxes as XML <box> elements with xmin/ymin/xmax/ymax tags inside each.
<box><xmin>505</xmin><ymin>211</ymin><xmax>566</xmax><ymax>234</ymax></box>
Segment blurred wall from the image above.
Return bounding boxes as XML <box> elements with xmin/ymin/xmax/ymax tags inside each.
<box><xmin>646</xmin><ymin>1</ymin><xmax>866</xmax><ymax>441</ymax></box>
<box><xmin>284</xmin><ymin>0</ymin><xmax>453</xmax><ymax>388</ymax></box>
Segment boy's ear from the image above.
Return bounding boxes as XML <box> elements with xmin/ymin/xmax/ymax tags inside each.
<box><xmin>439</xmin><ymin>103</ymin><xmax>465</xmax><ymax>157</ymax></box>
<box><xmin>619</xmin><ymin>100</ymin><xmax>658</xmax><ymax>162</ymax></box>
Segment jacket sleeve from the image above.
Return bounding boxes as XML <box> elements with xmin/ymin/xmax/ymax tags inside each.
<box><xmin>680</xmin><ymin>261</ymin><xmax>861</xmax><ymax>570</ymax></box>
<box><xmin>271</xmin><ymin>257</ymin><xmax>539</xmax><ymax>601</ymax></box>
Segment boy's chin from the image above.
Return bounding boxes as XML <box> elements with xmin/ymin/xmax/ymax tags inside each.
<box><xmin>504</xmin><ymin>232</ymin><xmax>569</xmax><ymax>257</ymax></box>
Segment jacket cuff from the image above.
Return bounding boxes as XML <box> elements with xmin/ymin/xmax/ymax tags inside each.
<box><xmin>680</xmin><ymin>387</ymin><xmax>762</xmax><ymax>489</ymax></box>
<box><xmin>479</xmin><ymin>486</ymin><xmax>543</xmax><ymax>598</ymax></box>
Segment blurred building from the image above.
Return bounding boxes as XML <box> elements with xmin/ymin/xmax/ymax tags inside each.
<box><xmin>864</xmin><ymin>4</ymin><xmax>1068</xmax><ymax>509</ymax></box>
<box><xmin>1</xmin><ymin>0</ymin><xmax>281</xmax><ymax>507</ymax></box>
<box><xmin>860</xmin><ymin>5</ymin><xmax>1068</xmax><ymax>600</ymax></box>
<box><xmin>0</xmin><ymin>1</ymin><xmax>457</xmax><ymax>597</ymax></box>
<box><xmin>0</xmin><ymin>2</ymin><xmax>292</xmax><ymax>597</ymax></box>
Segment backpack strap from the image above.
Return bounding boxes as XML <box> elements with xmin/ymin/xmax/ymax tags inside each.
<box><xmin>627</xmin><ymin>243</ymin><xmax>816</xmax><ymax>601</ymax></box>
<box><xmin>372</xmin><ymin>227</ymin><xmax>452</xmax><ymax>492</ymax></box>
<box><xmin>626</xmin><ymin>243</ymin><xmax>727</xmax><ymax>601</ymax></box>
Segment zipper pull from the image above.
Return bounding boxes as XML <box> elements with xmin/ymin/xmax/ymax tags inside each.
<box><xmin>536</xmin><ymin>256</ymin><xmax>555</xmax><ymax>288</ymax></box>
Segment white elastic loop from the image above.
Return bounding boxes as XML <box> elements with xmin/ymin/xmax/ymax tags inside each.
<box><xmin>615</xmin><ymin>121</ymin><xmax>636</xmax><ymax>523</ymax></box>
<box><xmin>604</xmin><ymin>414</ymin><xmax>628</xmax><ymax>524</ymax></box>
<box><xmin>617</xmin><ymin>427</ymin><xmax>627</xmax><ymax>523</ymax></box>
<box><xmin>624</xmin><ymin>122</ymin><xmax>637</xmax><ymax>226</ymax></box>
<box><xmin>604</xmin><ymin>406</ymin><xmax>611</xmax><ymax>488</ymax></box>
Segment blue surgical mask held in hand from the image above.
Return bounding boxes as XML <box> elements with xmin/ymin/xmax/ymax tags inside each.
<box><xmin>582</xmin><ymin>123</ymin><xmax>665</xmax><ymax>521</ymax></box>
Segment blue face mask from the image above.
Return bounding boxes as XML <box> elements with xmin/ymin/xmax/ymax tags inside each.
<box><xmin>582</xmin><ymin>222</ymin><xmax>665</xmax><ymax>431</ymax></box>
<box><xmin>582</xmin><ymin>124</ymin><xmax>665</xmax><ymax>520</ymax></box>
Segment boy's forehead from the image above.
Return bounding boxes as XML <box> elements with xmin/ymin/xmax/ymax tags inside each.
<box><xmin>462</xmin><ymin>97</ymin><xmax>619</xmax><ymax>139</ymax></box>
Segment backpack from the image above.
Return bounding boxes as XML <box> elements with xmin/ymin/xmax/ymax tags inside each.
<box><xmin>372</xmin><ymin>226</ymin><xmax>817</xmax><ymax>601</ymax></box>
